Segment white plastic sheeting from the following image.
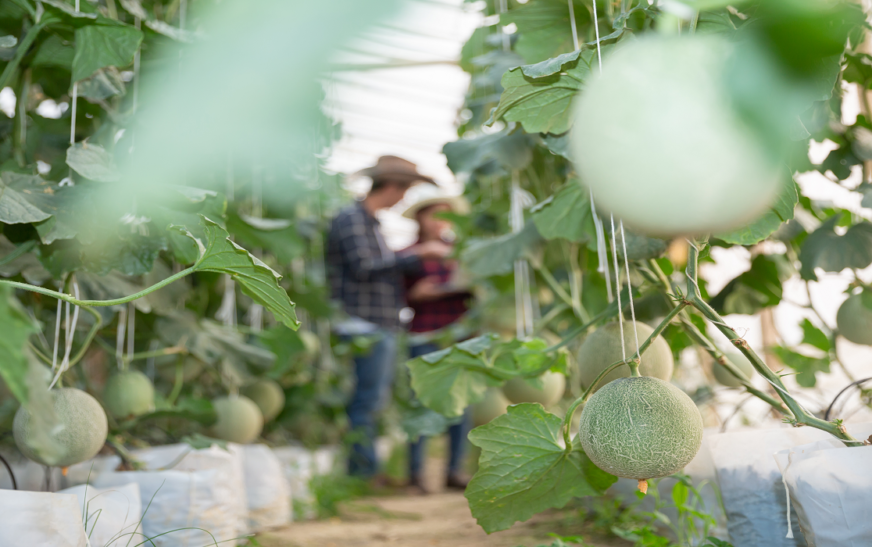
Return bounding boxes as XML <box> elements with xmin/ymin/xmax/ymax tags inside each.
<box><xmin>775</xmin><ymin>433</ymin><xmax>872</xmax><ymax>546</ymax></box>
<box><xmin>0</xmin><ymin>490</ymin><xmax>90</xmax><ymax>547</ymax></box>
<box><xmin>241</xmin><ymin>444</ymin><xmax>291</xmax><ymax>531</ymax></box>
<box><xmin>60</xmin><ymin>483</ymin><xmax>142</xmax><ymax>547</ymax></box>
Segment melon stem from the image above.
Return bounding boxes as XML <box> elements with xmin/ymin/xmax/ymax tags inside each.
<box><xmin>637</xmin><ymin>479</ymin><xmax>648</xmax><ymax>494</ymax></box>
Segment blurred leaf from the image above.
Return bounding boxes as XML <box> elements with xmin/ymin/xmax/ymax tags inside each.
<box><xmin>77</xmin><ymin>67</ymin><xmax>126</xmax><ymax>100</ymax></box>
<box><xmin>0</xmin><ymin>172</ymin><xmax>54</xmax><ymax>224</ymax></box>
<box><xmin>72</xmin><ymin>22</ymin><xmax>143</xmax><ymax>82</ymax></box>
<box><xmin>710</xmin><ymin>254</ymin><xmax>789</xmax><ymax>315</ymax></box>
<box><xmin>181</xmin><ymin>433</ymin><xmax>227</xmax><ymax>450</ymax></box>
<box><xmin>401</xmin><ymin>404</ymin><xmax>456</xmax><ymax>441</ymax></box>
<box><xmin>501</xmin><ymin>0</ymin><xmax>591</xmax><ymax>64</ymax></box>
<box><xmin>531</xmin><ymin>182</ymin><xmax>594</xmax><ymax>243</ymax></box>
<box><xmin>443</xmin><ymin>129</ymin><xmax>533</xmax><ymax>175</ymax></box>
<box><xmin>716</xmin><ymin>176</ymin><xmax>798</xmax><ymax>245</ymax></box>
<box><xmin>614</xmin><ymin>229</ymin><xmax>668</xmax><ymax>261</ymax></box>
<box><xmin>0</xmin><ymin>36</ymin><xmax>16</xmax><ymax>48</ymax></box>
<box><xmin>139</xmin><ymin>397</ymin><xmax>218</xmax><ymax>426</ymax></box>
<box><xmin>31</xmin><ymin>34</ymin><xmax>75</xmax><ymax>69</ymax></box>
<box><xmin>799</xmin><ymin>318</ymin><xmax>830</xmax><ymax>352</ymax></box>
<box><xmin>466</xmin><ymin>404</ymin><xmax>616</xmax><ymax>533</ymax></box>
<box><xmin>540</xmin><ymin>133</ymin><xmax>571</xmax><ymax>160</ymax></box>
<box><xmin>66</xmin><ymin>143</ymin><xmax>119</xmax><ymax>182</ymax></box>
<box><xmin>799</xmin><ymin>216</ymin><xmax>872</xmax><ymax>280</ymax></box>
<box><xmin>491</xmin><ymin>48</ymin><xmax>602</xmax><ymax>134</ymax></box>
<box><xmin>175</xmin><ymin>216</ymin><xmax>298</xmax><ymax>329</ymax></box>
<box><xmin>771</xmin><ymin>346</ymin><xmax>829</xmax><ymax>387</ymax></box>
<box><xmin>226</xmin><ymin>212</ymin><xmax>305</xmax><ymax>264</ymax></box>
<box><xmin>0</xmin><ymin>285</ymin><xmax>38</xmax><ymax>406</ymax></box>
<box><xmin>520</xmin><ymin>49</ymin><xmax>585</xmax><ymax>79</ymax></box>
<box><xmin>462</xmin><ymin>221</ymin><xmax>543</xmax><ymax>278</ymax></box>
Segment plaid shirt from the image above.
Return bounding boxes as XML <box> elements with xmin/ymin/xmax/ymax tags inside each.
<box><xmin>404</xmin><ymin>250</ymin><xmax>472</xmax><ymax>333</ymax></box>
<box><xmin>326</xmin><ymin>203</ymin><xmax>421</xmax><ymax>329</ymax></box>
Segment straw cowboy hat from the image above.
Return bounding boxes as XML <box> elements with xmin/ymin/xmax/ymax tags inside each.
<box><xmin>401</xmin><ymin>183</ymin><xmax>470</xmax><ymax>219</ymax></box>
<box><xmin>353</xmin><ymin>155</ymin><xmax>436</xmax><ymax>185</ymax></box>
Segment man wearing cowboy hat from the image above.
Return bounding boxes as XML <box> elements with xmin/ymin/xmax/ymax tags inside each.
<box><xmin>326</xmin><ymin>156</ymin><xmax>451</xmax><ymax>481</ymax></box>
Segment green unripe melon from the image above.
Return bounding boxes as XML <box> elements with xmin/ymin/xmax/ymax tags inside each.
<box><xmin>713</xmin><ymin>354</ymin><xmax>754</xmax><ymax>388</ymax></box>
<box><xmin>578</xmin><ymin>376</ymin><xmax>703</xmax><ymax>480</ymax></box>
<box><xmin>502</xmin><ymin>371</ymin><xmax>566</xmax><ymax>408</ymax></box>
<box><xmin>13</xmin><ymin>387</ymin><xmax>108</xmax><ymax>468</ymax></box>
<box><xmin>577</xmin><ymin>321</ymin><xmax>674</xmax><ymax>392</ymax></box>
<box><xmin>103</xmin><ymin>370</ymin><xmax>155</xmax><ymax>419</ymax></box>
<box><xmin>240</xmin><ymin>378</ymin><xmax>285</xmax><ymax>422</ymax></box>
<box><xmin>472</xmin><ymin>389</ymin><xmax>510</xmax><ymax>427</ymax></box>
<box><xmin>836</xmin><ymin>294</ymin><xmax>872</xmax><ymax>346</ymax></box>
<box><xmin>571</xmin><ymin>35</ymin><xmax>780</xmax><ymax>236</ymax></box>
<box><xmin>210</xmin><ymin>395</ymin><xmax>263</xmax><ymax>444</ymax></box>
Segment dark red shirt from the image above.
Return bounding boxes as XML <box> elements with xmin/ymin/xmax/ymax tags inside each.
<box><xmin>403</xmin><ymin>247</ymin><xmax>472</xmax><ymax>333</ymax></box>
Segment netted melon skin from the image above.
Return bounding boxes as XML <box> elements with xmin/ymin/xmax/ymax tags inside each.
<box><xmin>836</xmin><ymin>294</ymin><xmax>872</xmax><ymax>346</ymax></box>
<box><xmin>578</xmin><ymin>376</ymin><xmax>703</xmax><ymax>480</ymax></box>
<box><xmin>577</xmin><ymin>321</ymin><xmax>674</xmax><ymax>391</ymax></box>
<box><xmin>713</xmin><ymin>354</ymin><xmax>754</xmax><ymax>388</ymax></box>
<box><xmin>14</xmin><ymin>387</ymin><xmax>108</xmax><ymax>468</ymax></box>
<box><xmin>210</xmin><ymin>395</ymin><xmax>263</xmax><ymax>444</ymax></box>
<box><xmin>502</xmin><ymin>371</ymin><xmax>566</xmax><ymax>407</ymax></box>
<box><xmin>103</xmin><ymin>370</ymin><xmax>155</xmax><ymax>419</ymax></box>
<box><xmin>240</xmin><ymin>379</ymin><xmax>285</xmax><ymax>422</ymax></box>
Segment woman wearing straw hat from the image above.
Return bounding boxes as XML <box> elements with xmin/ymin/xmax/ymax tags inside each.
<box><xmin>400</xmin><ymin>184</ymin><xmax>473</xmax><ymax>495</ymax></box>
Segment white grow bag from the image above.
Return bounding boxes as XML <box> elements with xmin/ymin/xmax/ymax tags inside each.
<box><xmin>272</xmin><ymin>445</ymin><xmax>316</xmax><ymax>518</ymax></box>
<box><xmin>707</xmin><ymin>423</ymin><xmax>872</xmax><ymax>547</ymax></box>
<box><xmin>240</xmin><ymin>444</ymin><xmax>291</xmax><ymax>531</ymax></box>
<box><xmin>91</xmin><ymin>443</ymin><xmax>247</xmax><ymax>547</ymax></box>
<box><xmin>775</xmin><ymin>435</ymin><xmax>872</xmax><ymax>546</ymax></box>
<box><xmin>0</xmin><ymin>490</ymin><xmax>90</xmax><ymax>547</ymax></box>
<box><xmin>60</xmin><ymin>483</ymin><xmax>142</xmax><ymax>547</ymax></box>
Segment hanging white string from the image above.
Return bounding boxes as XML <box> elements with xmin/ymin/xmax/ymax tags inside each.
<box><xmin>568</xmin><ymin>0</ymin><xmax>580</xmax><ymax>51</ymax></box>
<box><xmin>619</xmin><ymin>221</ymin><xmax>641</xmax><ymax>365</ymax></box>
<box><xmin>68</xmin><ymin>0</ymin><xmax>81</xmax><ymax>153</ymax></box>
<box><xmin>590</xmin><ymin>0</ymin><xmax>604</xmax><ymax>71</ymax></box>
<box><xmin>49</xmin><ymin>283</ymin><xmax>80</xmax><ymax>389</ymax></box>
<box><xmin>51</xmin><ymin>298</ymin><xmax>62</xmax><ymax>373</ymax></box>
<box><xmin>116</xmin><ymin>305</ymin><xmax>127</xmax><ymax>370</ymax></box>
<box><xmin>609</xmin><ymin>214</ymin><xmax>626</xmax><ymax>361</ymax></box>
<box><xmin>126</xmin><ymin>301</ymin><xmax>136</xmax><ymax>361</ymax></box>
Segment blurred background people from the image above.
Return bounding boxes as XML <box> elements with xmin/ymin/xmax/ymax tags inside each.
<box><xmin>326</xmin><ymin>157</ymin><xmax>451</xmax><ymax>482</ymax></box>
<box><xmin>401</xmin><ymin>184</ymin><xmax>473</xmax><ymax>494</ymax></box>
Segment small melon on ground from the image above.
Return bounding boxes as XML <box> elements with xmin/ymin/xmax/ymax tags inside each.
<box><xmin>472</xmin><ymin>389</ymin><xmax>511</xmax><ymax>427</ymax></box>
<box><xmin>836</xmin><ymin>293</ymin><xmax>872</xmax><ymax>346</ymax></box>
<box><xmin>240</xmin><ymin>378</ymin><xmax>285</xmax><ymax>422</ymax></box>
<box><xmin>578</xmin><ymin>376</ymin><xmax>703</xmax><ymax>480</ymax></box>
<box><xmin>502</xmin><ymin>371</ymin><xmax>566</xmax><ymax>408</ymax></box>
<box><xmin>210</xmin><ymin>395</ymin><xmax>263</xmax><ymax>444</ymax></box>
<box><xmin>577</xmin><ymin>321</ymin><xmax>674</xmax><ymax>392</ymax></box>
<box><xmin>14</xmin><ymin>387</ymin><xmax>109</xmax><ymax>468</ymax></box>
<box><xmin>103</xmin><ymin>370</ymin><xmax>155</xmax><ymax>419</ymax></box>
<box><xmin>713</xmin><ymin>354</ymin><xmax>754</xmax><ymax>387</ymax></box>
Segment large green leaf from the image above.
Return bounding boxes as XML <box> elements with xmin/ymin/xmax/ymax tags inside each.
<box><xmin>799</xmin><ymin>215</ymin><xmax>872</xmax><ymax>280</ymax></box>
<box><xmin>66</xmin><ymin>143</ymin><xmax>119</xmax><ymax>182</ymax></box>
<box><xmin>175</xmin><ymin>216</ymin><xmax>298</xmax><ymax>329</ymax></box>
<box><xmin>491</xmin><ymin>48</ymin><xmax>601</xmax><ymax>134</ymax></box>
<box><xmin>461</xmin><ymin>221</ymin><xmax>543</xmax><ymax>278</ymax></box>
<box><xmin>0</xmin><ymin>172</ymin><xmax>53</xmax><ymax>224</ymax></box>
<box><xmin>771</xmin><ymin>346</ymin><xmax>829</xmax><ymax>388</ymax></box>
<box><xmin>530</xmin><ymin>181</ymin><xmax>594</xmax><ymax>243</ymax></box>
<box><xmin>716</xmin><ymin>176</ymin><xmax>798</xmax><ymax>246</ymax></box>
<box><xmin>442</xmin><ymin>130</ymin><xmax>534</xmax><ymax>175</ymax></box>
<box><xmin>226</xmin><ymin>213</ymin><xmax>305</xmax><ymax>264</ymax></box>
<box><xmin>710</xmin><ymin>254</ymin><xmax>790</xmax><ymax>315</ymax></box>
<box><xmin>501</xmin><ymin>0</ymin><xmax>591</xmax><ymax>64</ymax></box>
<box><xmin>0</xmin><ymin>285</ymin><xmax>39</xmax><ymax>406</ymax></box>
<box><xmin>466</xmin><ymin>404</ymin><xmax>616</xmax><ymax>533</ymax></box>
<box><xmin>72</xmin><ymin>23</ymin><xmax>143</xmax><ymax>82</ymax></box>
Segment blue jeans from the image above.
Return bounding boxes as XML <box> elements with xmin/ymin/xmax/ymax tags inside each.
<box><xmin>408</xmin><ymin>342</ymin><xmax>470</xmax><ymax>478</ymax></box>
<box><xmin>346</xmin><ymin>330</ymin><xmax>397</xmax><ymax>478</ymax></box>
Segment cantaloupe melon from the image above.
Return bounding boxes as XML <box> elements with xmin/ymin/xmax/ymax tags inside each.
<box><xmin>713</xmin><ymin>354</ymin><xmax>754</xmax><ymax>388</ymax></box>
<box><xmin>502</xmin><ymin>371</ymin><xmax>565</xmax><ymax>408</ymax></box>
<box><xmin>836</xmin><ymin>294</ymin><xmax>872</xmax><ymax>346</ymax></box>
<box><xmin>577</xmin><ymin>321</ymin><xmax>674</xmax><ymax>392</ymax></box>
<box><xmin>210</xmin><ymin>395</ymin><xmax>263</xmax><ymax>444</ymax></box>
<box><xmin>578</xmin><ymin>376</ymin><xmax>703</xmax><ymax>480</ymax></box>
<box><xmin>13</xmin><ymin>387</ymin><xmax>108</xmax><ymax>468</ymax></box>
<box><xmin>571</xmin><ymin>35</ymin><xmax>781</xmax><ymax>236</ymax></box>
<box><xmin>472</xmin><ymin>389</ymin><xmax>511</xmax><ymax>427</ymax></box>
<box><xmin>103</xmin><ymin>370</ymin><xmax>155</xmax><ymax>419</ymax></box>
<box><xmin>240</xmin><ymin>378</ymin><xmax>285</xmax><ymax>422</ymax></box>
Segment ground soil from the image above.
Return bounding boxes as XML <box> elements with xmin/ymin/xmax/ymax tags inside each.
<box><xmin>258</xmin><ymin>455</ymin><xmax>630</xmax><ymax>547</ymax></box>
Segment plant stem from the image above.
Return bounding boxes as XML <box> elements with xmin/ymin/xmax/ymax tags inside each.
<box><xmin>535</xmin><ymin>264</ymin><xmax>584</xmax><ymax>321</ymax></box>
<box><xmin>685</xmin><ymin>242</ymin><xmax>860</xmax><ymax>445</ymax></box>
<box><xmin>533</xmin><ymin>303</ymin><xmax>569</xmax><ymax>335</ymax></box>
<box><xmin>544</xmin><ymin>285</ymin><xmax>637</xmax><ymax>353</ymax></box>
<box><xmin>123</xmin><ymin>345</ymin><xmax>187</xmax><ymax>364</ymax></box>
<box><xmin>0</xmin><ymin>21</ymin><xmax>45</xmax><ymax>92</ymax></box>
<box><xmin>0</xmin><ymin>240</ymin><xmax>37</xmax><ymax>267</ymax></box>
<box><xmin>0</xmin><ymin>266</ymin><xmax>197</xmax><ymax>307</ymax></box>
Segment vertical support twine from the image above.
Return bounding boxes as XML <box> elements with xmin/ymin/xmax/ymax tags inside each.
<box><xmin>116</xmin><ymin>305</ymin><xmax>127</xmax><ymax>370</ymax></box>
<box><xmin>609</xmin><ymin>214</ymin><xmax>626</xmax><ymax>361</ymax></box>
<box><xmin>126</xmin><ymin>301</ymin><xmax>136</xmax><ymax>362</ymax></box>
<box><xmin>619</xmin><ymin>220</ymin><xmax>642</xmax><ymax>365</ymax></box>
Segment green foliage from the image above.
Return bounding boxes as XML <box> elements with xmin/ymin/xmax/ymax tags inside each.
<box><xmin>709</xmin><ymin>254</ymin><xmax>790</xmax><ymax>315</ymax></box>
<box><xmin>800</xmin><ymin>215</ymin><xmax>872</xmax><ymax>280</ymax></box>
<box><xmin>0</xmin><ymin>285</ymin><xmax>39</xmax><ymax>406</ymax></box>
<box><xmin>771</xmin><ymin>346</ymin><xmax>830</xmax><ymax>387</ymax></box>
<box><xmin>530</xmin><ymin>181</ymin><xmax>594</xmax><ymax>244</ymax></box>
<box><xmin>466</xmin><ymin>404</ymin><xmax>616</xmax><ymax>533</ymax></box>
<box><xmin>715</xmin><ymin>176</ymin><xmax>798</xmax><ymax>246</ymax></box>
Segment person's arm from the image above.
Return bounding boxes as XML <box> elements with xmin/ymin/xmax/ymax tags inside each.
<box><xmin>337</xmin><ymin>211</ymin><xmax>420</xmax><ymax>281</ymax></box>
